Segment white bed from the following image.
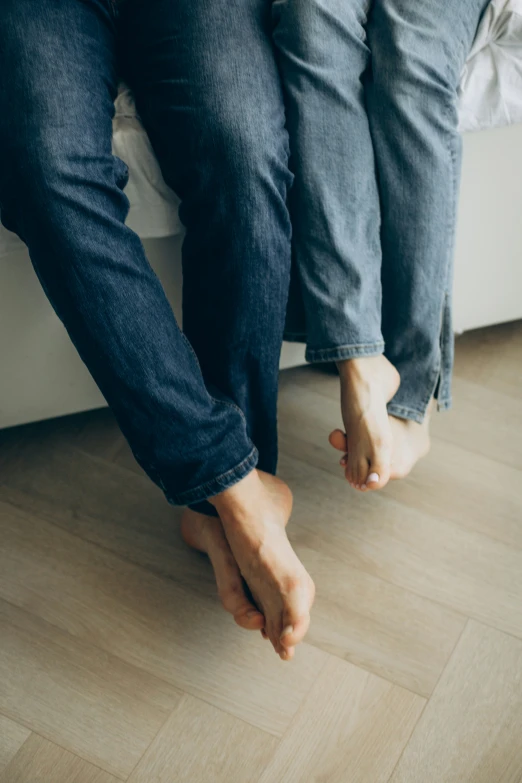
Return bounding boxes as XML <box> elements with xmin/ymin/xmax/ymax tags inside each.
<box><xmin>1</xmin><ymin>0</ymin><xmax>521</xmax><ymax>428</ymax></box>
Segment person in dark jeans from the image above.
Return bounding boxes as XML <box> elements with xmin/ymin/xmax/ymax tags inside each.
<box><xmin>0</xmin><ymin>0</ymin><xmax>315</xmax><ymax>662</ymax></box>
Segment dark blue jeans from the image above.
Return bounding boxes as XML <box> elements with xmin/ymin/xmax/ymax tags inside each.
<box><xmin>0</xmin><ymin>0</ymin><xmax>293</xmax><ymax>511</ymax></box>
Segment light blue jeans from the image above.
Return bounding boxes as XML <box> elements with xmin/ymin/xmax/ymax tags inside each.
<box><xmin>274</xmin><ymin>0</ymin><xmax>489</xmax><ymax>422</ymax></box>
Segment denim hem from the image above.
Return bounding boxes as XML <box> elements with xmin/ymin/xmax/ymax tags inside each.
<box><xmin>165</xmin><ymin>447</ymin><xmax>259</xmax><ymax>506</ymax></box>
<box><xmin>306</xmin><ymin>341</ymin><xmax>385</xmax><ymax>364</ymax></box>
<box><xmin>387</xmin><ymin>396</ymin><xmax>452</xmax><ymax>424</ymax></box>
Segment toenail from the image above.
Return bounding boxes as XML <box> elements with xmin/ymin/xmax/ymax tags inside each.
<box><xmin>361</xmin><ymin>484</ymin><xmax>367</xmax><ymax>490</ymax></box>
<box><xmin>368</xmin><ymin>473</ymin><xmax>379</xmax><ymax>484</ymax></box>
<box><xmin>247</xmin><ymin>610</ymin><xmax>258</xmax><ymax>618</ymax></box>
<box><xmin>281</xmin><ymin>625</ymin><xmax>293</xmax><ymax>640</ymax></box>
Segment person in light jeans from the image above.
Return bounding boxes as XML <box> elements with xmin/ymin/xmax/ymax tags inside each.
<box><xmin>274</xmin><ymin>0</ymin><xmax>488</xmax><ymax>491</ymax></box>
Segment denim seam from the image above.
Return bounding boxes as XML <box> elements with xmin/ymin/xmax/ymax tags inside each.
<box><xmin>306</xmin><ymin>341</ymin><xmax>385</xmax><ymax>363</ymax></box>
<box><xmin>436</xmin><ymin>94</ymin><xmax>460</xmax><ymax>410</ymax></box>
<box><xmin>414</xmin><ymin>90</ymin><xmax>457</xmax><ymax>416</ymax></box>
<box><xmin>165</xmin><ymin>446</ymin><xmax>259</xmax><ymax>506</ymax></box>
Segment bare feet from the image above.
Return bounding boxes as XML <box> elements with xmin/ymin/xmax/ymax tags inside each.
<box><xmin>389</xmin><ymin>406</ymin><xmax>432</xmax><ymax>479</ymax></box>
<box><xmin>181</xmin><ymin>508</ymin><xmax>265</xmax><ymax>632</ymax></box>
<box><xmin>211</xmin><ymin>470</ymin><xmax>315</xmax><ymax>662</ymax></box>
<box><xmin>329</xmin><ymin>355</ymin><xmax>400</xmax><ymax>491</ymax></box>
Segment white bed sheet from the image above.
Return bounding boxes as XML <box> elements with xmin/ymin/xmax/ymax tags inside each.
<box><xmin>459</xmin><ymin>0</ymin><xmax>522</xmax><ymax>132</ymax></box>
<box><xmin>1</xmin><ymin>0</ymin><xmax>521</xmax><ymax>256</ymax></box>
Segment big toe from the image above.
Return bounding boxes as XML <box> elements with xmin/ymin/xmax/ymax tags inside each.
<box><xmin>329</xmin><ymin>429</ymin><xmax>347</xmax><ymax>453</ymax></box>
<box><xmin>280</xmin><ymin>578</ymin><xmax>315</xmax><ymax>650</ymax></box>
<box><xmin>365</xmin><ymin>449</ymin><xmax>392</xmax><ymax>490</ymax></box>
<box><xmin>210</xmin><ymin>547</ymin><xmax>266</xmax><ymax>631</ymax></box>
<box><xmin>219</xmin><ymin>580</ymin><xmax>265</xmax><ymax>630</ymax></box>
<box><xmin>233</xmin><ymin>602</ymin><xmax>265</xmax><ymax>631</ymax></box>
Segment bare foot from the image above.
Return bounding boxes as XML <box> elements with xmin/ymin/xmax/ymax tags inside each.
<box><xmin>329</xmin><ymin>355</ymin><xmax>400</xmax><ymax>491</ymax></box>
<box><xmin>181</xmin><ymin>509</ymin><xmax>265</xmax><ymax>631</ymax></box>
<box><xmin>210</xmin><ymin>470</ymin><xmax>315</xmax><ymax>662</ymax></box>
<box><xmin>389</xmin><ymin>406</ymin><xmax>432</xmax><ymax>479</ymax></box>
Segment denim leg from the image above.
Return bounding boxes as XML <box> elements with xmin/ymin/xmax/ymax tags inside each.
<box><xmin>272</xmin><ymin>0</ymin><xmax>384</xmax><ymax>363</ymax></box>
<box><xmin>0</xmin><ymin>0</ymin><xmax>258</xmax><ymax>506</ymax></box>
<box><xmin>119</xmin><ymin>0</ymin><xmax>293</xmax><ymax>513</ymax></box>
<box><xmin>366</xmin><ymin>0</ymin><xmax>489</xmax><ymax>422</ymax></box>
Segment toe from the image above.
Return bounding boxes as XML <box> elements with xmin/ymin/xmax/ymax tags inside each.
<box><xmin>279</xmin><ymin>645</ymin><xmax>295</xmax><ymax>662</ymax></box>
<box><xmin>280</xmin><ymin>614</ymin><xmax>311</xmax><ymax>649</ymax></box>
<box><xmin>219</xmin><ymin>579</ymin><xmax>263</xmax><ymax>628</ymax></box>
<box><xmin>266</xmin><ymin>619</ymin><xmax>283</xmax><ymax>657</ymax></box>
<box><xmin>366</xmin><ymin>446</ymin><xmax>392</xmax><ymax>490</ymax></box>
<box><xmin>345</xmin><ymin>456</ymin><xmax>359</xmax><ymax>487</ymax></box>
<box><xmin>233</xmin><ymin>604</ymin><xmax>265</xmax><ymax>631</ymax></box>
<box><xmin>329</xmin><ymin>429</ymin><xmax>347</xmax><ymax>452</ymax></box>
<box><xmin>213</xmin><ymin>555</ymin><xmax>265</xmax><ymax>630</ymax></box>
<box><xmin>279</xmin><ymin>579</ymin><xmax>315</xmax><ymax>649</ymax></box>
<box><xmin>355</xmin><ymin>458</ymin><xmax>370</xmax><ymax>489</ymax></box>
<box><xmin>181</xmin><ymin>512</ymin><xmax>266</xmax><ymax>629</ymax></box>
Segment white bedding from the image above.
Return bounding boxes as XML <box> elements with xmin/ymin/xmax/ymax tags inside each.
<box><xmin>459</xmin><ymin>0</ymin><xmax>522</xmax><ymax>132</ymax></box>
<box><xmin>1</xmin><ymin>0</ymin><xmax>521</xmax><ymax>255</ymax></box>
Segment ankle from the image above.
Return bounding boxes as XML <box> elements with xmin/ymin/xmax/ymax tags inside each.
<box><xmin>209</xmin><ymin>469</ymin><xmax>263</xmax><ymax>523</ymax></box>
<box><xmin>337</xmin><ymin>355</ymin><xmax>384</xmax><ymax>381</ymax></box>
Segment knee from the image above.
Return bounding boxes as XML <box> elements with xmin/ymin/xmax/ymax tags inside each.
<box><xmin>9</xmin><ymin>140</ymin><xmax>67</xmax><ymax>198</ymax></box>
<box><xmin>273</xmin><ymin>0</ymin><xmax>367</xmax><ymax>61</ymax></box>
<box><xmin>1</xmin><ymin>129</ymin><xmax>127</xmax><ymax>228</ymax></box>
<box><xmin>0</xmin><ymin>134</ymin><xmax>57</xmax><ymax>231</ymax></box>
<box><xmin>369</xmin><ymin>23</ymin><xmax>463</xmax><ymax>105</ymax></box>
<box><xmin>0</xmin><ymin>139</ymin><xmax>58</xmax><ymax>241</ymax></box>
<box><xmin>181</xmin><ymin>104</ymin><xmax>292</xmax><ymax>223</ymax></box>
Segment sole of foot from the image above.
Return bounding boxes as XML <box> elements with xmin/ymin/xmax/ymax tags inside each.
<box><xmin>330</xmin><ymin>355</ymin><xmax>400</xmax><ymax>492</ymax></box>
<box><xmin>211</xmin><ymin>470</ymin><xmax>315</xmax><ymax>662</ymax></box>
<box><xmin>389</xmin><ymin>407</ymin><xmax>432</xmax><ymax>479</ymax></box>
<box><xmin>180</xmin><ymin>509</ymin><xmax>265</xmax><ymax>632</ymax></box>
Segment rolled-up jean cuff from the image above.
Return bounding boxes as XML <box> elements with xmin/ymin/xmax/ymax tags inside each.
<box><xmin>165</xmin><ymin>446</ymin><xmax>259</xmax><ymax>507</ymax></box>
<box><xmin>306</xmin><ymin>341</ymin><xmax>385</xmax><ymax>364</ymax></box>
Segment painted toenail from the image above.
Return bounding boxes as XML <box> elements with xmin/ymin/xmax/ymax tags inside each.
<box><xmin>368</xmin><ymin>473</ymin><xmax>379</xmax><ymax>484</ymax></box>
<box><xmin>281</xmin><ymin>625</ymin><xmax>293</xmax><ymax>640</ymax></box>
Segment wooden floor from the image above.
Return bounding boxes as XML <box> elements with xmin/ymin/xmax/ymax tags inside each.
<box><xmin>1</xmin><ymin>321</ymin><xmax>522</xmax><ymax>783</ymax></box>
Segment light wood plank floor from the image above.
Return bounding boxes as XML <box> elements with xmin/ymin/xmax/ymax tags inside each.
<box><xmin>1</xmin><ymin>321</ymin><xmax>521</xmax><ymax>782</ymax></box>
